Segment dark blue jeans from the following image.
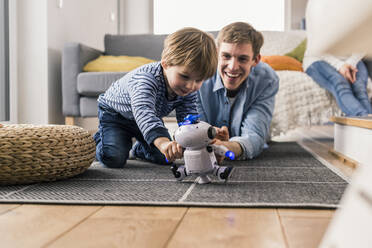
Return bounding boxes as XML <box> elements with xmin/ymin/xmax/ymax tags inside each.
<box><xmin>306</xmin><ymin>61</ymin><xmax>372</xmax><ymax>116</ymax></box>
<box><xmin>94</xmin><ymin>104</ymin><xmax>169</xmax><ymax>168</ymax></box>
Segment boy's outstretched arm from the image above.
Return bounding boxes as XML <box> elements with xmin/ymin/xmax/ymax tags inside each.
<box><xmin>154</xmin><ymin>137</ymin><xmax>183</xmax><ymax>162</ymax></box>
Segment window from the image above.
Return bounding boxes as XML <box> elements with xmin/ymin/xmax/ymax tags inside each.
<box><xmin>154</xmin><ymin>0</ymin><xmax>284</xmax><ymax>34</ymax></box>
<box><xmin>0</xmin><ymin>0</ymin><xmax>9</xmax><ymax>121</ymax></box>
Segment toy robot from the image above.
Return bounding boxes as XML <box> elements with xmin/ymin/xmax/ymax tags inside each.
<box><xmin>171</xmin><ymin>115</ymin><xmax>235</xmax><ymax>184</ymax></box>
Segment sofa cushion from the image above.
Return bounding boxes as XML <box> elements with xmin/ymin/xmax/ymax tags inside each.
<box><xmin>77</xmin><ymin>72</ymin><xmax>126</xmax><ymax>97</ymax></box>
<box><xmin>104</xmin><ymin>32</ymin><xmax>219</xmax><ymax>60</ymax></box>
<box><xmin>104</xmin><ymin>34</ymin><xmax>168</xmax><ymax>60</ymax></box>
<box><xmin>83</xmin><ymin>55</ymin><xmax>155</xmax><ymax>72</ymax></box>
<box><xmin>80</xmin><ymin>97</ymin><xmax>99</xmax><ymax>117</ymax></box>
<box><xmin>285</xmin><ymin>39</ymin><xmax>307</xmax><ymax>62</ymax></box>
<box><xmin>79</xmin><ymin>96</ymin><xmax>177</xmax><ymax>118</ymax></box>
<box><xmin>261</xmin><ymin>30</ymin><xmax>306</xmax><ymax>56</ymax></box>
<box><xmin>261</xmin><ymin>55</ymin><xmax>303</xmax><ymax>71</ymax></box>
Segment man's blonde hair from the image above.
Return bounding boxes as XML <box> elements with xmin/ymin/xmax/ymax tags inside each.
<box><xmin>217</xmin><ymin>22</ymin><xmax>263</xmax><ymax>59</ymax></box>
<box><xmin>162</xmin><ymin>27</ymin><xmax>217</xmax><ymax>80</ymax></box>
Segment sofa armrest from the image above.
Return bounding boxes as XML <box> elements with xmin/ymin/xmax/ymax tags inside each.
<box><xmin>62</xmin><ymin>42</ymin><xmax>103</xmax><ymax>116</ymax></box>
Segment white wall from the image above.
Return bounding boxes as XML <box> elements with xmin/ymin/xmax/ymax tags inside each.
<box><xmin>47</xmin><ymin>0</ymin><xmax>117</xmax><ymax>124</ymax></box>
<box><xmin>291</xmin><ymin>0</ymin><xmax>308</xmax><ymax>29</ymax></box>
<box><xmin>119</xmin><ymin>0</ymin><xmax>153</xmax><ymax>34</ymax></box>
<box><xmin>119</xmin><ymin>0</ymin><xmax>307</xmax><ymax>35</ymax></box>
<box><xmin>14</xmin><ymin>0</ymin><xmax>118</xmax><ymax>124</ymax></box>
<box><xmin>17</xmin><ymin>0</ymin><xmax>48</xmax><ymax>124</ymax></box>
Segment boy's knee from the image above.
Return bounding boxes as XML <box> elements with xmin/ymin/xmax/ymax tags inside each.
<box><xmin>99</xmin><ymin>145</ymin><xmax>128</xmax><ymax>168</ymax></box>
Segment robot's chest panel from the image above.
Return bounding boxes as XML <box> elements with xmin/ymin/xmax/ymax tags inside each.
<box><xmin>184</xmin><ymin>149</ymin><xmax>216</xmax><ymax>174</ymax></box>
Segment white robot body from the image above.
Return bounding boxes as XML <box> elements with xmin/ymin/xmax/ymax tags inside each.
<box><xmin>184</xmin><ymin>148</ymin><xmax>216</xmax><ymax>174</ymax></box>
<box><xmin>171</xmin><ymin>115</ymin><xmax>235</xmax><ymax>184</ymax></box>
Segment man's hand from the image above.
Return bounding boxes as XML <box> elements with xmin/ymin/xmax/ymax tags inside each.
<box><xmin>214</xmin><ymin>126</ymin><xmax>229</xmax><ymax>141</ymax></box>
<box><xmin>154</xmin><ymin>137</ymin><xmax>183</xmax><ymax>163</ymax></box>
<box><xmin>339</xmin><ymin>64</ymin><xmax>358</xmax><ymax>83</ymax></box>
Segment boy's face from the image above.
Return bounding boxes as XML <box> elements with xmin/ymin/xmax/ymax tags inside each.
<box><xmin>218</xmin><ymin>42</ymin><xmax>260</xmax><ymax>91</ymax></box>
<box><xmin>161</xmin><ymin>62</ymin><xmax>203</xmax><ymax>97</ymax></box>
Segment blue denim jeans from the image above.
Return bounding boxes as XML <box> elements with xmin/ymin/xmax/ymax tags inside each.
<box><xmin>306</xmin><ymin>61</ymin><xmax>372</xmax><ymax>116</ymax></box>
<box><xmin>93</xmin><ymin>104</ymin><xmax>169</xmax><ymax>168</ymax></box>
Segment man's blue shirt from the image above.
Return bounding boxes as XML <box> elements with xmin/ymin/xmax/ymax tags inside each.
<box><xmin>197</xmin><ymin>62</ymin><xmax>279</xmax><ymax>159</ymax></box>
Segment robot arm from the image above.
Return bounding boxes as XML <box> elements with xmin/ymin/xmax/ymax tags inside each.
<box><xmin>210</xmin><ymin>144</ymin><xmax>235</xmax><ymax>160</ymax></box>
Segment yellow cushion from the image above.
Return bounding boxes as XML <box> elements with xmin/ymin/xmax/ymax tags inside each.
<box><xmin>83</xmin><ymin>55</ymin><xmax>156</xmax><ymax>72</ymax></box>
<box><xmin>261</xmin><ymin>55</ymin><xmax>303</xmax><ymax>71</ymax></box>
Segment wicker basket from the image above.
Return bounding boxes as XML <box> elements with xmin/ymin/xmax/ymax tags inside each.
<box><xmin>0</xmin><ymin>124</ymin><xmax>96</xmax><ymax>185</ymax></box>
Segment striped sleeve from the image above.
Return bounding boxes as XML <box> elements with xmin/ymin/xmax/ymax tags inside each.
<box><xmin>127</xmin><ymin>73</ymin><xmax>169</xmax><ymax>144</ymax></box>
<box><xmin>175</xmin><ymin>92</ymin><xmax>198</xmax><ymax>123</ymax></box>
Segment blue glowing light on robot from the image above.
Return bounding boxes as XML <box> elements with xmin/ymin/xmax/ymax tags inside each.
<box><xmin>225</xmin><ymin>151</ymin><xmax>235</xmax><ymax>161</ymax></box>
<box><xmin>178</xmin><ymin>114</ymin><xmax>200</xmax><ymax>126</ymax></box>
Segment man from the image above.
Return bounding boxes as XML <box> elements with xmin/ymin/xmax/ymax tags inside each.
<box><xmin>197</xmin><ymin>22</ymin><xmax>279</xmax><ymax>162</ymax></box>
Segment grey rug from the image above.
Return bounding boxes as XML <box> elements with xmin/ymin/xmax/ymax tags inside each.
<box><xmin>0</xmin><ymin>142</ymin><xmax>348</xmax><ymax>208</ymax></box>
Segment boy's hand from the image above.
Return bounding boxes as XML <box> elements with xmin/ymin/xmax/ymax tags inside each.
<box><xmin>154</xmin><ymin>137</ymin><xmax>183</xmax><ymax>163</ymax></box>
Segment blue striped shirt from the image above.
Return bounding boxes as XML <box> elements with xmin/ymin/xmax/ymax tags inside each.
<box><xmin>98</xmin><ymin>62</ymin><xmax>198</xmax><ymax>144</ymax></box>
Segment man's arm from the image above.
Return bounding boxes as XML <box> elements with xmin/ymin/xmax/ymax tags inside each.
<box><xmin>230</xmin><ymin>78</ymin><xmax>279</xmax><ymax>160</ymax></box>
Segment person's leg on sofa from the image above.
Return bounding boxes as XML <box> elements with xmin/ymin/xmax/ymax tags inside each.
<box><xmin>306</xmin><ymin>61</ymin><xmax>369</xmax><ymax>116</ymax></box>
<box><xmin>351</xmin><ymin>61</ymin><xmax>372</xmax><ymax>114</ymax></box>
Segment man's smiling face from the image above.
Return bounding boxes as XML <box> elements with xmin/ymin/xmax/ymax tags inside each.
<box><xmin>218</xmin><ymin>42</ymin><xmax>260</xmax><ymax>91</ymax></box>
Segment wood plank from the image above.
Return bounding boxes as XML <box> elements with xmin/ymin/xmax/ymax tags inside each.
<box><xmin>0</xmin><ymin>204</ymin><xmax>101</xmax><ymax>248</ymax></box>
<box><xmin>167</xmin><ymin>208</ymin><xmax>287</xmax><ymax>248</ymax></box>
<box><xmin>330</xmin><ymin>115</ymin><xmax>372</xmax><ymax>129</ymax></box>
<box><xmin>329</xmin><ymin>148</ymin><xmax>358</xmax><ymax>169</ymax></box>
<box><xmin>278</xmin><ymin>208</ymin><xmax>334</xmax><ymax>219</ymax></box>
<box><xmin>279</xmin><ymin>210</ymin><xmax>332</xmax><ymax>248</ymax></box>
<box><xmin>278</xmin><ymin>208</ymin><xmax>334</xmax><ymax>248</ymax></box>
<box><xmin>65</xmin><ymin>116</ymin><xmax>75</xmax><ymax>126</ymax></box>
<box><xmin>46</xmin><ymin>206</ymin><xmax>187</xmax><ymax>248</ymax></box>
<box><xmin>0</xmin><ymin>204</ymin><xmax>20</xmax><ymax>215</ymax></box>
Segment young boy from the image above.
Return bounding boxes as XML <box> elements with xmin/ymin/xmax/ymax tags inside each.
<box><xmin>94</xmin><ymin>27</ymin><xmax>218</xmax><ymax>168</ymax></box>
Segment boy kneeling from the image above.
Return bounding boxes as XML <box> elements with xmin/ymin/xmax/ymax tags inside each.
<box><xmin>94</xmin><ymin>28</ymin><xmax>217</xmax><ymax>168</ymax></box>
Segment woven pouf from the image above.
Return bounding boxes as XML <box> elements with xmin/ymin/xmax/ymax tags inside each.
<box><xmin>0</xmin><ymin>124</ymin><xmax>96</xmax><ymax>185</ymax></box>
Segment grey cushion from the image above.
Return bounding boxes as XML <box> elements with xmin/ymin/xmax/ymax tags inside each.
<box><xmin>79</xmin><ymin>96</ymin><xmax>176</xmax><ymax>117</ymax></box>
<box><xmin>104</xmin><ymin>34</ymin><xmax>168</xmax><ymax>60</ymax></box>
<box><xmin>104</xmin><ymin>31</ymin><xmax>219</xmax><ymax>60</ymax></box>
<box><xmin>77</xmin><ymin>72</ymin><xmax>126</xmax><ymax>97</ymax></box>
<box><xmin>80</xmin><ymin>97</ymin><xmax>99</xmax><ymax>117</ymax></box>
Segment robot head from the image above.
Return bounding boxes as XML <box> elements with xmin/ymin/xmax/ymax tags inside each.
<box><xmin>174</xmin><ymin>120</ymin><xmax>216</xmax><ymax>149</ymax></box>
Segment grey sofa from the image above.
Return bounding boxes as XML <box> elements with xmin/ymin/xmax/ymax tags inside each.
<box><xmin>63</xmin><ymin>33</ymin><xmax>169</xmax><ymax>121</ymax></box>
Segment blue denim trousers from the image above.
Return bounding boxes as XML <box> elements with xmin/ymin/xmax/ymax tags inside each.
<box><xmin>93</xmin><ymin>104</ymin><xmax>169</xmax><ymax>168</ymax></box>
<box><xmin>306</xmin><ymin>60</ymin><xmax>372</xmax><ymax>116</ymax></box>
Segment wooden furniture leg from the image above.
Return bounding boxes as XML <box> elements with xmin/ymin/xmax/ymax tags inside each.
<box><xmin>65</xmin><ymin>117</ymin><xmax>75</xmax><ymax>126</ymax></box>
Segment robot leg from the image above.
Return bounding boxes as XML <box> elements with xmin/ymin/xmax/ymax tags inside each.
<box><xmin>171</xmin><ymin>164</ymin><xmax>188</xmax><ymax>181</ymax></box>
<box><xmin>214</xmin><ymin>165</ymin><xmax>233</xmax><ymax>181</ymax></box>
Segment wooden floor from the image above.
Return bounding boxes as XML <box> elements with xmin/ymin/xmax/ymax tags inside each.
<box><xmin>0</xmin><ymin>125</ymin><xmax>355</xmax><ymax>248</ymax></box>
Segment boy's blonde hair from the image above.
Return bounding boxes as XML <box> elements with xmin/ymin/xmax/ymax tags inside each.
<box><xmin>161</xmin><ymin>27</ymin><xmax>217</xmax><ymax>80</ymax></box>
<box><xmin>217</xmin><ymin>22</ymin><xmax>263</xmax><ymax>59</ymax></box>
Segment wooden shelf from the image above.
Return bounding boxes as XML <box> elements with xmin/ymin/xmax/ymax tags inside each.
<box><xmin>330</xmin><ymin>115</ymin><xmax>372</xmax><ymax>129</ymax></box>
